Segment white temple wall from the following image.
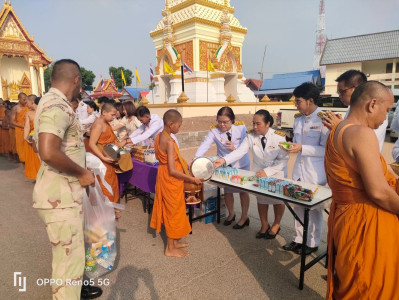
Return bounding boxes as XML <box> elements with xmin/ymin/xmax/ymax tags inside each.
<box><xmin>1</xmin><ymin>56</ymin><xmax>29</xmax><ymax>84</ymax></box>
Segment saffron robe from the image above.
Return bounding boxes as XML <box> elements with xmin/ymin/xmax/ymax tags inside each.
<box><xmin>150</xmin><ymin>132</ymin><xmax>191</xmax><ymax>239</ymax></box>
<box><xmin>9</xmin><ymin>128</ymin><xmax>17</xmax><ymax>154</ymax></box>
<box><xmin>91</xmin><ymin>122</ymin><xmax>119</xmax><ymax>203</ymax></box>
<box><xmin>24</xmin><ymin>119</ymin><xmax>41</xmax><ymax>180</ymax></box>
<box><xmin>325</xmin><ymin>124</ymin><xmax>399</xmax><ymax>300</ymax></box>
<box><xmin>15</xmin><ymin>107</ymin><xmax>29</xmax><ymax>162</ymax></box>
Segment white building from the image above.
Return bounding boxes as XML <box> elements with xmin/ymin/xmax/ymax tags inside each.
<box><xmin>320</xmin><ymin>30</ymin><xmax>399</xmax><ymax>95</ymax></box>
<box><xmin>149</xmin><ymin>0</ymin><xmax>256</xmax><ymax>103</ymax></box>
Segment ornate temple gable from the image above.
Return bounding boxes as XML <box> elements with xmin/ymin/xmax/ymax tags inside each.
<box><xmin>0</xmin><ymin>2</ymin><xmax>51</xmax><ymax>65</ymax></box>
<box><xmin>174</xmin><ymin>40</ymin><xmax>193</xmax><ymax>69</ymax></box>
<box><xmin>150</xmin><ymin>0</ymin><xmax>247</xmax><ymax>38</ymax></box>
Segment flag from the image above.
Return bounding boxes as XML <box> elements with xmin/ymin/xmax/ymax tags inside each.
<box><xmin>100</xmin><ymin>75</ymin><xmax>105</xmax><ymax>90</ymax></box>
<box><xmin>110</xmin><ymin>73</ymin><xmax>116</xmax><ymax>87</ymax></box>
<box><xmin>135</xmin><ymin>67</ymin><xmax>141</xmax><ymax>84</ymax></box>
<box><xmin>163</xmin><ymin>60</ymin><xmax>175</xmax><ymax>75</ymax></box>
<box><xmin>183</xmin><ymin>62</ymin><xmax>193</xmax><ymax>74</ymax></box>
<box><xmin>207</xmin><ymin>60</ymin><xmax>215</xmax><ymax>72</ymax></box>
<box><xmin>150</xmin><ymin>64</ymin><xmax>155</xmax><ymax>83</ymax></box>
<box><xmin>121</xmin><ymin>70</ymin><xmax>126</xmax><ymax>86</ymax></box>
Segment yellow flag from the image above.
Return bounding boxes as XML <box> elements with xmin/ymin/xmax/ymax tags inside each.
<box><xmin>135</xmin><ymin>68</ymin><xmax>141</xmax><ymax>84</ymax></box>
<box><xmin>208</xmin><ymin>60</ymin><xmax>216</xmax><ymax>72</ymax></box>
<box><xmin>163</xmin><ymin>60</ymin><xmax>175</xmax><ymax>75</ymax></box>
<box><xmin>121</xmin><ymin>70</ymin><xmax>127</xmax><ymax>86</ymax></box>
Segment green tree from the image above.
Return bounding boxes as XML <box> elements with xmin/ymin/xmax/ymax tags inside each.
<box><xmin>44</xmin><ymin>63</ymin><xmax>53</xmax><ymax>92</ymax></box>
<box><xmin>109</xmin><ymin>66</ymin><xmax>133</xmax><ymax>89</ymax></box>
<box><xmin>148</xmin><ymin>82</ymin><xmax>155</xmax><ymax>90</ymax></box>
<box><xmin>43</xmin><ymin>64</ymin><xmax>95</xmax><ymax>92</ymax></box>
<box><xmin>81</xmin><ymin>67</ymin><xmax>95</xmax><ymax>91</ymax></box>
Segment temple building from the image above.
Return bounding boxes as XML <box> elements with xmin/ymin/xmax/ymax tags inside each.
<box><xmin>150</xmin><ymin>0</ymin><xmax>256</xmax><ymax>103</ymax></box>
<box><xmin>89</xmin><ymin>78</ymin><xmax>122</xmax><ymax>100</ymax></box>
<box><xmin>0</xmin><ymin>1</ymin><xmax>51</xmax><ymax>100</ymax></box>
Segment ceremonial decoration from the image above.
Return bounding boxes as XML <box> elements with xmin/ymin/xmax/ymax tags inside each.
<box><xmin>150</xmin><ymin>0</ymin><xmax>256</xmax><ymax>103</ymax></box>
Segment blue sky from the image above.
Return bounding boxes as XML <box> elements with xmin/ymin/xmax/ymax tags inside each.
<box><xmin>9</xmin><ymin>0</ymin><xmax>399</xmax><ymax>86</ymax></box>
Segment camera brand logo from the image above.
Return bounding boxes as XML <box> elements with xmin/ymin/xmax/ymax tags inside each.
<box><xmin>14</xmin><ymin>272</ymin><xmax>26</xmax><ymax>292</ymax></box>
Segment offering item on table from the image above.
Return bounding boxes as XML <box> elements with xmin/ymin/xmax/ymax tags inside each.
<box><xmin>230</xmin><ymin>175</ymin><xmax>248</xmax><ymax>185</ymax></box>
<box><xmin>144</xmin><ymin>149</ymin><xmax>159</xmax><ymax>165</ymax></box>
<box><xmin>214</xmin><ymin>166</ymin><xmax>238</xmax><ymax>180</ymax></box>
<box><xmin>131</xmin><ymin>145</ymin><xmax>148</xmax><ymax>162</ymax></box>
<box><xmin>247</xmin><ymin>176</ymin><xmax>258</xmax><ymax>182</ymax></box>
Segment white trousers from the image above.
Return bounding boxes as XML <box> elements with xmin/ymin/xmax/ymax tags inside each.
<box><xmin>293</xmin><ymin>206</ymin><xmax>323</xmax><ymax>247</ymax></box>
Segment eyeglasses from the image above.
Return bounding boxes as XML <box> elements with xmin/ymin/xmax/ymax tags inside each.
<box><xmin>294</xmin><ymin>99</ymin><xmax>305</xmax><ymax>105</ymax></box>
<box><xmin>217</xmin><ymin>120</ymin><xmax>232</xmax><ymax>125</ymax></box>
<box><xmin>337</xmin><ymin>86</ymin><xmax>354</xmax><ymax>95</ymax></box>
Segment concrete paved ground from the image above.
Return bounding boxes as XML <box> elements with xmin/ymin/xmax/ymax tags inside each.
<box><xmin>1</xmin><ymin>138</ymin><xmax>395</xmax><ymax>300</ymax></box>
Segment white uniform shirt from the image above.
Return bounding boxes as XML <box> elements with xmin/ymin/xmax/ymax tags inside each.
<box><xmin>292</xmin><ymin>107</ymin><xmax>329</xmax><ymax>185</ymax></box>
<box><xmin>223</xmin><ymin>128</ymin><xmax>289</xmax><ymax>177</ymax></box>
<box><xmin>392</xmin><ymin>138</ymin><xmax>399</xmax><ymax>162</ymax></box>
<box><xmin>195</xmin><ymin>123</ymin><xmax>250</xmax><ymax>170</ymax></box>
<box><xmin>76</xmin><ymin>101</ymin><xmax>89</xmax><ymax>121</ymax></box>
<box><xmin>345</xmin><ymin>107</ymin><xmax>387</xmax><ymax>152</ymax></box>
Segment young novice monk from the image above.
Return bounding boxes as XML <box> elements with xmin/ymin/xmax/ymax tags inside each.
<box><xmin>150</xmin><ymin>109</ymin><xmax>203</xmax><ymax>258</ymax></box>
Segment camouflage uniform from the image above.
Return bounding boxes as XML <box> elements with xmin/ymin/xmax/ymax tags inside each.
<box><xmin>33</xmin><ymin>87</ymin><xmax>86</xmax><ymax>300</ymax></box>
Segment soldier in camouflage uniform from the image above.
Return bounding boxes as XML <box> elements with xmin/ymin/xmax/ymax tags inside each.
<box><xmin>33</xmin><ymin>59</ymin><xmax>100</xmax><ymax>300</ymax></box>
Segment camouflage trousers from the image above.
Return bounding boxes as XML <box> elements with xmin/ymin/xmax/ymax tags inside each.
<box><xmin>37</xmin><ymin>206</ymin><xmax>85</xmax><ymax>300</ymax></box>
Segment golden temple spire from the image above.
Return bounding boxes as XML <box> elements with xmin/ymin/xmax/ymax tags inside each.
<box><xmin>165</xmin><ymin>0</ymin><xmax>169</xmax><ymax>9</ymax></box>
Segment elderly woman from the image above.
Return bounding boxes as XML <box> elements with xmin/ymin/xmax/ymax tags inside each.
<box><xmin>214</xmin><ymin>110</ymin><xmax>289</xmax><ymax>239</ymax></box>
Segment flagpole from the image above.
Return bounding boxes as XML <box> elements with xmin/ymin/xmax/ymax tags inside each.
<box><xmin>207</xmin><ymin>58</ymin><xmax>209</xmax><ymax>103</ymax></box>
<box><xmin>181</xmin><ymin>64</ymin><xmax>184</xmax><ymax>92</ymax></box>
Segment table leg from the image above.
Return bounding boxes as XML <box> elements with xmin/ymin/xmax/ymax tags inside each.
<box><xmin>299</xmin><ymin>208</ymin><xmax>310</xmax><ymax>290</ymax></box>
<box><xmin>217</xmin><ymin>187</ymin><xmax>221</xmax><ymax>224</ymax></box>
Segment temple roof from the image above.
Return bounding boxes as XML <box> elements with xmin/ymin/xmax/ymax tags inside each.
<box><xmin>90</xmin><ymin>78</ymin><xmax>122</xmax><ymax>98</ymax></box>
<box><xmin>0</xmin><ymin>2</ymin><xmax>51</xmax><ymax>65</ymax></box>
<box><xmin>150</xmin><ymin>0</ymin><xmax>247</xmax><ymax>37</ymax></box>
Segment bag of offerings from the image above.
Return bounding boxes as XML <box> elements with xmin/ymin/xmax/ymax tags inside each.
<box><xmin>83</xmin><ymin>177</ymin><xmax>117</xmax><ymax>278</ymax></box>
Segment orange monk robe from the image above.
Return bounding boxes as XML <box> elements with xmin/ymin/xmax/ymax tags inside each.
<box><xmin>2</xmin><ymin>127</ymin><xmax>10</xmax><ymax>154</ymax></box>
<box><xmin>9</xmin><ymin>128</ymin><xmax>17</xmax><ymax>154</ymax></box>
<box><xmin>150</xmin><ymin>133</ymin><xmax>191</xmax><ymax>239</ymax></box>
<box><xmin>91</xmin><ymin>123</ymin><xmax>119</xmax><ymax>203</ymax></box>
<box><xmin>24</xmin><ymin>119</ymin><xmax>41</xmax><ymax>180</ymax></box>
<box><xmin>325</xmin><ymin>124</ymin><xmax>399</xmax><ymax>300</ymax></box>
<box><xmin>15</xmin><ymin>107</ymin><xmax>29</xmax><ymax>162</ymax></box>
<box><xmin>0</xmin><ymin>106</ymin><xmax>5</xmax><ymax>153</ymax></box>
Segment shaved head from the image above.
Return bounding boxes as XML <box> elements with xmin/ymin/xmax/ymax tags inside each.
<box><xmin>350</xmin><ymin>81</ymin><xmax>391</xmax><ymax>107</ymax></box>
<box><xmin>163</xmin><ymin>109</ymin><xmax>182</xmax><ymax>125</ymax></box>
<box><xmin>18</xmin><ymin>92</ymin><xmax>27</xmax><ymax>100</ymax></box>
<box><xmin>101</xmin><ymin>103</ymin><xmax>116</xmax><ymax>114</ymax></box>
<box><xmin>51</xmin><ymin>59</ymin><xmax>81</xmax><ymax>83</ymax></box>
<box><xmin>27</xmin><ymin>94</ymin><xmax>36</xmax><ymax>102</ymax></box>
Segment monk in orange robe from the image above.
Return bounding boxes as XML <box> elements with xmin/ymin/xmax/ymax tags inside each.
<box><xmin>9</xmin><ymin>103</ymin><xmax>17</xmax><ymax>159</ymax></box>
<box><xmin>1</xmin><ymin>106</ymin><xmax>10</xmax><ymax>158</ymax></box>
<box><xmin>0</xmin><ymin>99</ymin><xmax>5</xmax><ymax>154</ymax></box>
<box><xmin>150</xmin><ymin>109</ymin><xmax>203</xmax><ymax>258</ymax></box>
<box><xmin>10</xmin><ymin>92</ymin><xmax>28</xmax><ymax>162</ymax></box>
<box><xmin>325</xmin><ymin>81</ymin><xmax>399</xmax><ymax>300</ymax></box>
<box><xmin>23</xmin><ymin>96</ymin><xmax>41</xmax><ymax>180</ymax></box>
<box><xmin>89</xmin><ymin>103</ymin><xmax>127</xmax><ymax>208</ymax></box>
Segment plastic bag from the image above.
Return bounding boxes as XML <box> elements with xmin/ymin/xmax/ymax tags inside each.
<box><xmin>83</xmin><ymin>177</ymin><xmax>117</xmax><ymax>279</ymax></box>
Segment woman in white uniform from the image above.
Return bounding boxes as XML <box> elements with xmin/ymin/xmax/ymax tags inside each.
<box><xmin>80</xmin><ymin>101</ymin><xmax>99</xmax><ymax>133</ymax></box>
<box><xmin>214</xmin><ymin>110</ymin><xmax>289</xmax><ymax>239</ymax></box>
<box><xmin>195</xmin><ymin>107</ymin><xmax>251</xmax><ymax>229</ymax></box>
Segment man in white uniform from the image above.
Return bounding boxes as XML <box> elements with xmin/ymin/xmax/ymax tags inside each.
<box><xmin>323</xmin><ymin>70</ymin><xmax>387</xmax><ymax>152</ymax></box>
<box><xmin>75</xmin><ymin>94</ymin><xmax>89</xmax><ymax>122</ymax></box>
<box><xmin>283</xmin><ymin>82</ymin><xmax>329</xmax><ymax>255</ymax></box>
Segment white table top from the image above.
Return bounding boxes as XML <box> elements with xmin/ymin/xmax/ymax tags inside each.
<box><xmin>210</xmin><ymin>169</ymin><xmax>332</xmax><ymax>208</ymax></box>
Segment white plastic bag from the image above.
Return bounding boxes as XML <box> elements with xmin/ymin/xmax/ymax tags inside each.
<box><xmin>83</xmin><ymin>178</ymin><xmax>117</xmax><ymax>278</ymax></box>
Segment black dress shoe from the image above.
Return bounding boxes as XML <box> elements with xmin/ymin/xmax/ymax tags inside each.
<box><xmin>223</xmin><ymin>214</ymin><xmax>236</xmax><ymax>226</ymax></box>
<box><xmin>233</xmin><ymin>218</ymin><xmax>250</xmax><ymax>229</ymax></box>
<box><xmin>81</xmin><ymin>285</ymin><xmax>103</xmax><ymax>299</ymax></box>
<box><xmin>282</xmin><ymin>241</ymin><xmax>302</xmax><ymax>252</ymax></box>
<box><xmin>256</xmin><ymin>224</ymin><xmax>270</xmax><ymax>239</ymax></box>
<box><xmin>265</xmin><ymin>227</ymin><xmax>280</xmax><ymax>239</ymax></box>
<box><xmin>294</xmin><ymin>245</ymin><xmax>318</xmax><ymax>255</ymax></box>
